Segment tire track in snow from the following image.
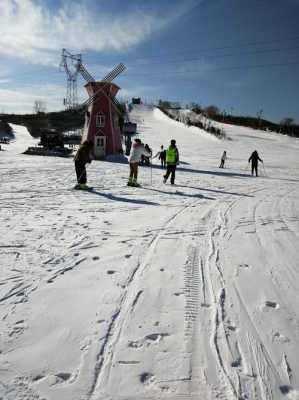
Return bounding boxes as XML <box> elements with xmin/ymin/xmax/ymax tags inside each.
<box><xmin>196</xmin><ymin>187</ymin><xmax>263</xmax><ymax>399</ymax></box>
<box><xmin>86</xmin><ymin>198</ymin><xmax>204</xmax><ymax>399</ymax></box>
<box><xmin>234</xmin><ymin>284</ymin><xmax>291</xmax><ymax>400</ymax></box>
<box><xmin>206</xmin><ymin>207</ymin><xmax>240</xmax><ymax>399</ymax></box>
<box><xmin>184</xmin><ymin>246</ymin><xmax>200</xmax><ymax>344</ymax></box>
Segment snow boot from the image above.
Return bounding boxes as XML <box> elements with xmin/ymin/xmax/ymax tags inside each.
<box><xmin>74</xmin><ymin>183</ymin><xmax>92</xmax><ymax>190</ymax></box>
<box><xmin>132</xmin><ymin>178</ymin><xmax>141</xmax><ymax>187</ymax></box>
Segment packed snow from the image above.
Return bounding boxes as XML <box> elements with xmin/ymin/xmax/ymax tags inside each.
<box><xmin>1</xmin><ymin>105</ymin><xmax>299</xmax><ymax>400</ymax></box>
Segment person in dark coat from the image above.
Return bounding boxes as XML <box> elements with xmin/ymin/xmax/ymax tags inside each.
<box><xmin>159</xmin><ymin>145</ymin><xmax>166</xmax><ymax>168</ymax></box>
<box><xmin>163</xmin><ymin>139</ymin><xmax>179</xmax><ymax>185</ymax></box>
<box><xmin>248</xmin><ymin>150</ymin><xmax>263</xmax><ymax>177</ymax></box>
<box><xmin>153</xmin><ymin>145</ymin><xmax>166</xmax><ymax>168</ymax></box>
<box><xmin>74</xmin><ymin>140</ymin><xmax>94</xmax><ymax>189</ymax></box>
<box><xmin>219</xmin><ymin>150</ymin><xmax>227</xmax><ymax>168</ymax></box>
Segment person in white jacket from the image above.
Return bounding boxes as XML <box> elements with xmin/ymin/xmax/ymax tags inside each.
<box><xmin>128</xmin><ymin>138</ymin><xmax>151</xmax><ymax>187</ymax></box>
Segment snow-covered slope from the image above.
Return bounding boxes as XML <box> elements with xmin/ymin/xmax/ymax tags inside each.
<box><xmin>1</xmin><ymin>106</ymin><xmax>299</xmax><ymax>400</ymax></box>
<box><xmin>1</xmin><ymin>123</ymin><xmax>39</xmax><ymax>153</ymax></box>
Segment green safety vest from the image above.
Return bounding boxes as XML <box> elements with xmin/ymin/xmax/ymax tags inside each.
<box><xmin>166</xmin><ymin>146</ymin><xmax>177</xmax><ymax>164</ymax></box>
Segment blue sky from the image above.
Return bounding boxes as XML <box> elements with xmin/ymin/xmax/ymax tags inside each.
<box><xmin>0</xmin><ymin>0</ymin><xmax>298</xmax><ymax>123</ymax></box>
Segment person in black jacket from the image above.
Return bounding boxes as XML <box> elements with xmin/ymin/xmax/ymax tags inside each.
<box><xmin>248</xmin><ymin>150</ymin><xmax>263</xmax><ymax>177</ymax></box>
<box><xmin>74</xmin><ymin>140</ymin><xmax>94</xmax><ymax>189</ymax></box>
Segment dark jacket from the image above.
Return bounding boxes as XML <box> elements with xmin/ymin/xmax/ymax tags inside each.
<box><xmin>74</xmin><ymin>142</ymin><xmax>93</xmax><ymax>164</ymax></box>
<box><xmin>248</xmin><ymin>151</ymin><xmax>262</xmax><ymax>164</ymax></box>
<box><xmin>159</xmin><ymin>149</ymin><xmax>166</xmax><ymax>160</ymax></box>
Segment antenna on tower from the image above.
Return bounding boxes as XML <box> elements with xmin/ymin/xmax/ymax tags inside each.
<box><xmin>60</xmin><ymin>48</ymin><xmax>82</xmax><ymax>110</ymax></box>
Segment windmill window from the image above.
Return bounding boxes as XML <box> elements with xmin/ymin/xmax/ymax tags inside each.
<box><xmin>96</xmin><ymin>113</ymin><xmax>105</xmax><ymax>127</ymax></box>
<box><xmin>97</xmin><ymin>138</ymin><xmax>104</xmax><ymax>147</ymax></box>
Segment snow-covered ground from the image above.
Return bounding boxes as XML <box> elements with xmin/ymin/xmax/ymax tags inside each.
<box><xmin>1</xmin><ymin>106</ymin><xmax>299</xmax><ymax>400</ymax></box>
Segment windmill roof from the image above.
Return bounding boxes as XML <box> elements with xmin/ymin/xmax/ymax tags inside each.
<box><xmin>84</xmin><ymin>81</ymin><xmax>120</xmax><ymax>90</ymax></box>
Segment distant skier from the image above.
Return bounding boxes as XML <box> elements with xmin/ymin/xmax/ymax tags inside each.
<box><xmin>163</xmin><ymin>139</ymin><xmax>179</xmax><ymax>185</ymax></box>
<box><xmin>74</xmin><ymin>140</ymin><xmax>94</xmax><ymax>189</ymax></box>
<box><xmin>154</xmin><ymin>145</ymin><xmax>166</xmax><ymax>168</ymax></box>
<box><xmin>219</xmin><ymin>151</ymin><xmax>227</xmax><ymax>168</ymax></box>
<box><xmin>248</xmin><ymin>150</ymin><xmax>263</xmax><ymax>177</ymax></box>
<box><xmin>144</xmin><ymin>144</ymin><xmax>152</xmax><ymax>165</ymax></box>
<box><xmin>128</xmin><ymin>138</ymin><xmax>151</xmax><ymax>187</ymax></box>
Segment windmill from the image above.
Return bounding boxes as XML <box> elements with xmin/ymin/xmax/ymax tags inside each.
<box><xmin>76</xmin><ymin>61</ymin><xmax>126</xmax><ymax>158</ymax></box>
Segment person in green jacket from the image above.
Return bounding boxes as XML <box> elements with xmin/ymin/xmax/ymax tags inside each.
<box><xmin>163</xmin><ymin>139</ymin><xmax>179</xmax><ymax>185</ymax></box>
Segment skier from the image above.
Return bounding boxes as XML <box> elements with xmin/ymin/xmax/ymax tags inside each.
<box><xmin>144</xmin><ymin>144</ymin><xmax>152</xmax><ymax>166</ymax></box>
<box><xmin>219</xmin><ymin>150</ymin><xmax>227</xmax><ymax>168</ymax></box>
<box><xmin>128</xmin><ymin>138</ymin><xmax>151</xmax><ymax>187</ymax></box>
<box><xmin>163</xmin><ymin>139</ymin><xmax>179</xmax><ymax>185</ymax></box>
<box><xmin>153</xmin><ymin>145</ymin><xmax>166</xmax><ymax>168</ymax></box>
<box><xmin>248</xmin><ymin>150</ymin><xmax>263</xmax><ymax>177</ymax></box>
<box><xmin>74</xmin><ymin>140</ymin><xmax>94</xmax><ymax>189</ymax></box>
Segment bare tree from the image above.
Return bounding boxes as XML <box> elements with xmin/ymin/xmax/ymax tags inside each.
<box><xmin>204</xmin><ymin>105</ymin><xmax>219</xmax><ymax>118</ymax></box>
<box><xmin>280</xmin><ymin>117</ymin><xmax>294</xmax><ymax>127</ymax></box>
<box><xmin>33</xmin><ymin>100</ymin><xmax>47</xmax><ymax>114</ymax></box>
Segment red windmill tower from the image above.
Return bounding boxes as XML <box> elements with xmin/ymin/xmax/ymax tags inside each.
<box><xmin>77</xmin><ymin>62</ymin><xmax>126</xmax><ymax>158</ymax></box>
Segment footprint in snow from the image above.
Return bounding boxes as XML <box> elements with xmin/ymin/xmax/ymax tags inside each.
<box><xmin>139</xmin><ymin>372</ymin><xmax>155</xmax><ymax>385</ymax></box>
<box><xmin>55</xmin><ymin>372</ymin><xmax>71</xmax><ymax>382</ymax></box>
<box><xmin>279</xmin><ymin>385</ymin><xmax>293</xmax><ymax>395</ymax></box>
<box><xmin>273</xmin><ymin>332</ymin><xmax>290</xmax><ymax>343</ymax></box>
<box><xmin>265</xmin><ymin>301</ymin><xmax>280</xmax><ymax>309</ymax></box>
<box><xmin>231</xmin><ymin>357</ymin><xmax>242</xmax><ymax>368</ymax></box>
<box><xmin>32</xmin><ymin>374</ymin><xmax>45</xmax><ymax>382</ymax></box>
<box><xmin>239</xmin><ymin>263</ymin><xmax>250</xmax><ymax>269</ymax></box>
<box><xmin>107</xmin><ymin>270</ymin><xmax>116</xmax><ymax>275</ymax></box>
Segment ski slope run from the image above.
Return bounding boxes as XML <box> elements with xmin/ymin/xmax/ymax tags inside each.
<box><xmin>1</xmin><ymin>106</ymin><xmax>299</xmax><ymax>400</ymax></box>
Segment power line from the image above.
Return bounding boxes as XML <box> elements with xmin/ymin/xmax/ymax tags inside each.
<box><xmin>118</xmin><ymin>35</ymin><xmax>299</xmax><ymax>62</ymax></box>
<box><xmin>2</xmin><ymin>35</ymin><xmax>299</xmax><ymax>82</ymax></box>
<box><xmin>128</xmin><ymin>45</ymin><xmax>299</xmax><ymax>67</ymax></box>
<box><xmin>124</xmin><ymin>61</ymin><xmax>299</xmax><ymax>77</ymax></box>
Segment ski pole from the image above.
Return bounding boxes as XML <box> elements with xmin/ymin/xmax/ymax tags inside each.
<box><xmin>262</xmin><ymin>162</ymin><xmax>267</xmax><ymax>177</ymax></box>
<box><xmin>150</xmin><ymin>155</ymin><xmax>153</xmax><ymax>186</ymax></box>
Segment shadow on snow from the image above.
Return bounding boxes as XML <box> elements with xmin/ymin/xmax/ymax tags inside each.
<box><xmin>86</xmin><ymin>190</ymin><xmax>160</xmax><ymax>206</ymax></box>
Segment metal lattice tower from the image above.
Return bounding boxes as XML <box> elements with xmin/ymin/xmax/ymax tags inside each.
<box><xmin>60</xmin><ymin>49</ymin><xmax>82</xmax><ymax>109</ymax></box>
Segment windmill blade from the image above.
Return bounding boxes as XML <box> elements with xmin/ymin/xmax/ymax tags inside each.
<box><xmin>82</xmin><ymin>84</ymin><xmax>123</xmax><ymax>115</ymax></box>
<box><xmin>101</xmin><ymin>63</ymin><xmax>126</xmax><ymax>83</ymax></box>
<box><xmin>78</xmin><ymin>63</ymin><xmax>96</xmax><ymax>83</ymax></box>
<box><xmin>77</xmin><ymin>62</ymin><xmax>126</xmax><ymax>113</ymax></box>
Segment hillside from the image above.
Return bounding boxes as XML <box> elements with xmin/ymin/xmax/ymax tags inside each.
<box><xmin>0</xmin><ymin>109</ymin><xmax>85</xmax><ymax>138</ymax></box>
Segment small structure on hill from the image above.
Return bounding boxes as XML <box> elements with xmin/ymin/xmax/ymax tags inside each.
<box><xmin>132</xmin><ymin>97</ymin><xmax>141</xmax><ymax>105</ymax></box>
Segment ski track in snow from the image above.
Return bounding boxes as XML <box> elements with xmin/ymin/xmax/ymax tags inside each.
<box><xmin>1</xmin><ymin>106</ymin><xmax>299</xmax><ymax>400</ymax></box>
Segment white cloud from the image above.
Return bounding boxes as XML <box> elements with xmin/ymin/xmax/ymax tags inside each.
<box><xmin>0</xmin><ymin>0</ymin><xmax>198</xmax><ymax>66</ymax></box>
<box><xmin>0</xmin><ymin>84</ymin><xmax>65</xmax><ymax>113</ymax></box>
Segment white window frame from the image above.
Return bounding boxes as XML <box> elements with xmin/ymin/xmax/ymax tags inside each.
<box><xmin>96</xmin><ymin>137</ymin><xmax>104</xmax><ymax>147</ymax></box>
<box><xmin>96</xmin><ymin>113</ymin><xmax>105</xmax><ymax>127</ymax></box>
